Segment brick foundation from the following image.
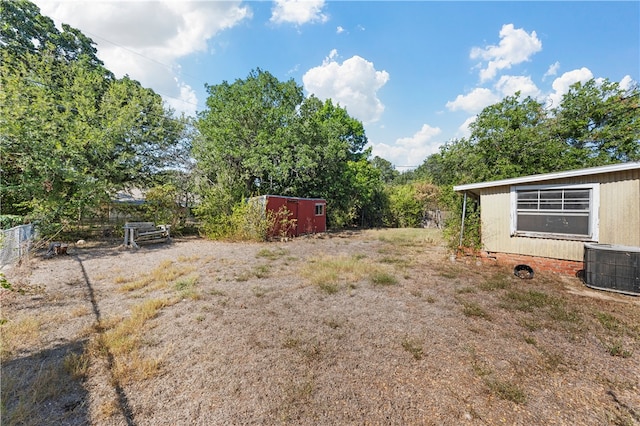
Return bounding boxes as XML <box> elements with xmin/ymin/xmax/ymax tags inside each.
<box><xmin>475</xmin><ymin>251</ymin><xmax>583</xmax><ymax>276</ymax></box>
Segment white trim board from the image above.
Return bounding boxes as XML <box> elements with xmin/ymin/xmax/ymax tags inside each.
<box><xmin>453</xmin><ymin>162</ymin><xmax>640</xmax><ymax>194</ymax></box>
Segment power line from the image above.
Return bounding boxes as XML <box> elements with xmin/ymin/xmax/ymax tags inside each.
<box><xmin>81</xmin><ymin>29</ymin><xmax>207</xmax><ymax>111</ymax></box>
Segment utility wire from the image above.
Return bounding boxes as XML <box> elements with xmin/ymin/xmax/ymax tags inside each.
<box><xmin>80</xmin><ymin>29</ymin><xmax>208</xmax><ymax>111</ymax></box>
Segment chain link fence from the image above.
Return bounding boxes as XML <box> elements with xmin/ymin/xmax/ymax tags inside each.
<box><xmin>1</xmin><ymin>224</ymin><xmax>35</xmax><ymax>267</ymax></box>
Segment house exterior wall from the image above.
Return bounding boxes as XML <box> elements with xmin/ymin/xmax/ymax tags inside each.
<box><xmin>478</xmin><ymin>169</ymin><xmax>640</xmax><ymax>262</ymax></box>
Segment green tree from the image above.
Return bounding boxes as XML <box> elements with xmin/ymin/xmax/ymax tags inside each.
<box><xmin>385</xmin><ymin>184</ymin><xmax>423</xmax><ymax>228</ymax></box>
<box><xmin>195</xmin><ymin>69</ymin><xmax>374</xmax><ymax>231</ymax></box>
<box><xmin>0</xmin><ymin>0</ymin><xmax>184</xmax><ymax>230</ymax></box>
<box><xmin>551</xmin><ymin>79</ymin><xmax>640</xmax><ymax>164</ymax></box>
<box><xmin>421</xmin><ymin>138</ymin><xmax>482</xmax><ymax>186</ymax></box>
<box><xmin>144</xmin><ymin>184</ymin><xmax>179</xmax><ymax>226</ymax></box>
<box><xmin>469</xmin><ymin>92</ymin><xmax>570</xmax><ymax>182</ymax></box>
<box><xmin>371</xmin><ymin>156</ymin><xmax>399</xmax><ymax>183</ymax></box>
<box><xmin>195</xmin><ymin>68</ymin><xmax>303</xmax><ymax>201</ymax></box>
<box><xmin>1</xmin><ymin>0</ymin><xmax>100</xmax><ymax>66</ymax></box>
<box><xmin>423</xmin><ymin>81</ymin><xmax>639</xmax><ymax>187</ymax></box>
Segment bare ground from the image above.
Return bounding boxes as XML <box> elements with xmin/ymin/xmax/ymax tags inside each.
<box><xmin>1</xmin><ymin>229</ymin><xmax>639</xmax><ymax>425</ymax></box>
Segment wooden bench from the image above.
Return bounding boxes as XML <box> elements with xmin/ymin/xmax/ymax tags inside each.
<box><xmin>123</xmin><ymin>222</ymin><xmax>170</xmax><ymax>248</ymax></box>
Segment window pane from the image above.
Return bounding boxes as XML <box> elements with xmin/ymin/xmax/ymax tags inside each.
<box><xmin>539</xmin><ymin>200</ymin><xmax>562</xmax><ymax>210</ymax></box>
<box><xmin>515</xmin><ymin>187</ymin><xmax>593</xmax><ymax>238</ymax></box>
<box><xmin>539</xmin><ymin>190</ymin><xmax>562</xmax><ymax>210</ymax></box>
<box><xmin>563</xmin><ymin>190</ymin><xmax>590</xmax><ymax>210</ymax></box>
<box><xmin>542</xmin><ymin>190</ymin><xmax>563</xmax><ymax>200</ymax></box>
<box><xmin>517</xmin><ymin>213</ymin><xmax>589</xmax><ymax>235</ymax></box>
<box><xmin>517</xmin><ymin>191</ymin><xmax>538</xmax><ymax>209</ymax></box>
<box><xmin>518</xmin><ymin>202</ymin><xmax>539</xmax><ymax>210</ymax></box>
<box><xmin>518</xmin><ymin>191</ymin><xmax>538</xmax><ymax>201</ymax></box>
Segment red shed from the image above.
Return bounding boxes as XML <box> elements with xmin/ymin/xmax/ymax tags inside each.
<box><xmin>251</xmin><ymin>195</ymin><xmax>326</xmax><ymax>237</ymax></box>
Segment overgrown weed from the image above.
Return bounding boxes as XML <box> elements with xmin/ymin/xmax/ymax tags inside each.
<box><xmin>401</xmin><ymin>336</ymin><xmax>424</xmax><ymax>360</ymax></box>
<box><xmin>370</xmin><ymin>271</ymin><xmax>398</xmax><ymax>286</ymax></box>
<box><xmin>303</xmin><ymin>254</ymin><xmax>396</xmax><ymax>293</ymax></box>
<box><xmin>119</xmin><ymin>260</ymin><xmax>194</xmax><ymax>292</ymax></box>
<box><xmin>479</xmin><ymin>274</ymin><xmax>512</xmax><ymax>291</ymax></box>
<box><xmin>485</xmin><ymin>379</ymin><xmax>527</xmax><ymax>404</ymax></box>
<box><xmin>256</xmin><ymin>247</ymin><xmax>289</xmax><ymax>260</ymax></box>
<box><xmin>459</xmin><ymin>299</ymin><xmax>491</xmax><ymax>320</ymax></box>
<box><xmin>368</xmin><ymin>228</ymin><xmax>443</xmax><ymax>247</ymax></box>
<box><xmin>175</xmin><ymin>275</ymin><xmax>200</xmax><ymax>300</ymax></box>
<box><xmin>0</xmin><ymin>316</ymin><xmax>41</xmax><ymax>360</ymax></box>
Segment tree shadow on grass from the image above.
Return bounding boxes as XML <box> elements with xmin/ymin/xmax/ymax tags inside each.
<box><xmin>37</xmin><ymin>237</ymin><xmax>182</xmax><ymax>264</ymax></box>
<box><xmin>0</xmin><ymin>253</ymin><xmax>139</xmax><ymax>426</ymax></box>
<box><xmin>75</xmin><ymin>255</ymin><xmax>136</xmax><ymax>426</ymax></box>
<box><xmin>1</xmin><ymin>340</ymin><xmax>90</xmax><ymax>426</ymax></box>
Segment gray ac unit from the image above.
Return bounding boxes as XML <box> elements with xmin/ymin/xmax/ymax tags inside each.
<box><xmin>583</xmin><ymin>243</ymin><xmax>640</xmax><ymax>296</ymax></box>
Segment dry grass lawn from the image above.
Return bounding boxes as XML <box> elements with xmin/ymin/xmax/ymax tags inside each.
<box><xmin>1</xmin><ymin>228</ymin><xmax>639</xmax><ymax>425</ymax></box>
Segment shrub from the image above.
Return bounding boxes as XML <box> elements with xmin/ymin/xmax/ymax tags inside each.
<box><xmin>385</xmin><ymin>184</ymin><xmax>423</xmax><ymax>228</ymax></box>
<box><xmin>440</xmin><ymin>185</ymin><xmax>481</xmax><ymax>251</ymax></box>
<box><xmin>198</xmin><ymin>199</ymin><xmax>271</xmax><ymax>241</ymax></box>
<box><xmin>0</xmin><ymin>215</ymin><xmax>25</xmax><ymax>230</ymax></box>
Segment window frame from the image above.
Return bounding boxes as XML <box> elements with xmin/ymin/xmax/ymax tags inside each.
<box><xmin>314</xmin><ymin>203</ymin><xmax>325</xmax><ymax>216</ymax></box>
<box><xmin>510</xmin><ymin>183</ymin><xmax>599</xmax><ymax>241</ymax></box>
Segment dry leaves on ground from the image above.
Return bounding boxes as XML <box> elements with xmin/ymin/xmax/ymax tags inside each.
<box><xmin>1</xmin><ymin>229</ymin><xmax>639</xmax><ymax>425</ymax></box>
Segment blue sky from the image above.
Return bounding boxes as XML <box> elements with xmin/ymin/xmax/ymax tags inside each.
<box><xmin>36</xmin><ymin>1</ymin><xmax>639</xmax><ymax>169</ymax></box>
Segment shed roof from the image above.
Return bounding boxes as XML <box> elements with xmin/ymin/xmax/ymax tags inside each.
<box><xmin>453</xmin><ymin>162</ymin><xmax>640</xmax><ymax>196</ymax></box>
<box><xmin>251</xmin><ymin>195</ymin><xmax>326</xmax><ymax>202</ymax></box>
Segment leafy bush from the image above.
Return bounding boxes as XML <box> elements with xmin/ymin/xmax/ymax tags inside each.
<box><xmin>199</xmin><ymin>200</ymin><xmax>271</xmax><ymax>241</ymax></box>
<box><xmin>440</xmin><ymin>185</ymin><xmax>481</xmax><ymax>250</ymax></box>
<box><xmin>0</xmin><ymin>215</ymin><xmax>25</xmax><ymax>230</ymax></box>
<box><xmin>385</xmin><ymin>184</ymin><xmax>423</xmax><ymax>228</ymax></box>
<box><xmin>143</xmin><ymin>184</ymin><xmax>180</xmax><ymax>226</ymax></box>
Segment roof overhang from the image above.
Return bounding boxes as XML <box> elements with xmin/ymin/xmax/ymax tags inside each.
<box><xmin>453</xmin><ymin>162</ymin><xmax>640</xmax><ymax>197</ymax></box>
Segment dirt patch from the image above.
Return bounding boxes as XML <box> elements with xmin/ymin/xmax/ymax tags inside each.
<box><xmin>2</xmin><ymin>229</ymin><xmax>639</xmax><ymax>425</ymax></box>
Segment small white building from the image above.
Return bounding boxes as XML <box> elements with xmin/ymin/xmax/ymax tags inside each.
<box><xmin>453</xmin><ymin>162</ymin><xmax>640</xmax><ymax>276</ymax></box>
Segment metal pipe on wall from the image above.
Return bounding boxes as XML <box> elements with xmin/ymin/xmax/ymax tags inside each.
<box><xmin>459</xmin><ymin>192</ymin><xmax>467</xmax><ymax>248</ymax></box>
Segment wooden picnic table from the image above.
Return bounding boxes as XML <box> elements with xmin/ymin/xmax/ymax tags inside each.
<box><xmin>123</xmin><ymin>222</ymin><xmax>170</xmax><ymax>248</ymax></box>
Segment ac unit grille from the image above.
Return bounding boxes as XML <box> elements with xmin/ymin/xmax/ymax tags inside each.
<box><xmin>583</xmin><ymin>243</ymin><xmax>640</xmax><ymax>296</ymax></box>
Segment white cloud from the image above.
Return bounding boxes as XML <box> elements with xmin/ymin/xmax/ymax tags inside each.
<box><xmin>270</xmin><ymin>0</ymin><xmax>328</xmax><ymax>25</ymax></box>
<box><xmin>471</xmin><ymin>24</ymin><xmax>542</xmax><ymax>82</ymax></box>
<box><xmin>372</xmin><ymin>124</ymin><xmax>442</xmax><ymax>168</ymax></box>
<box><xmin>34</xmin><ymin>1</ymin><xmax>251</xmax><ymax>115</ymax></box>
<box><xmin>446</xmin><ymin>88</ymin><xmax>499</xmax><ymax>114</ymax></box>
<box><xmin>303</xmin><ymin>50</ymin><xmax>390</xmax><ymax>124</ymax></box>
<box><xmin>447</xmin><ymin>75</ymin><xmax>539</xmax><ymax>139</ymax></box>
<box><xmin>456</xmin><ymin>116</ymin><xmax>477</xmax><ymax>139</ymax></box>
<box><xmin>619</xmin><ymin>75</ymin><xmax>635</xmax><ymax>91</ymax></box>
<box><xmin>495</xmin><ymin>75</ymin><xmax>541</xmax><ymax>98</ymax></box>
<box><xmin>547</xmin><ymin>67</ymin><xmax>594</xmax><ymax>108</ymax></box>
<box><xmin>336</xmin><ymin>26</ymin><xmax>345</xmax><ymax>34</ymax></box>
<box><xmin>543</xmin><ymin>61</ymin><xmax>560</xmax><ymax>80</ymax></box>
<box><xmin>165</xmin><ymin>81</ymin><xmax>199</xmax><ymax>116</ymax></box>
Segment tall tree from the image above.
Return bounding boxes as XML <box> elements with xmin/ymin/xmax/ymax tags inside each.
<box><xmin>421</xmin><ymin>81</ymin><xmax>639</xmax><ymax>187</ymax></box>
<box><xmin>551</xmin><ymin>79</ymin><xmax>640</xmax><ymax>164</ymax></box>
<box><xmin>195</xmin><ymin>69</ymin><xmax>303</xmax><ymax>200</ymax></box>
<box><xmin>371</xmin><ymin>156</ymin><xmax>399</xmax><ymax>183</ymax></box>
<box><xmin>468</xmin><ymin>92</ymin><xmax>570</xmax><ymax>182</ymax></box>
<box><xmin>0</xmin><ymin>0</ymin><xmax>183</xmax><ymax>227</ymax></box>
<box><xmin>195</xmin><ymin>69</ymin><xmax>374</xmax><ymax>228</ymax></box>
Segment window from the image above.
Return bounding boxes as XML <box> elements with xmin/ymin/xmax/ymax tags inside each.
<box><xmin>315</xmin><ymin>203</ymin><xmax>324</xmax><ymax>216</ymax></box>
<box><xmin>511</xmin><ymin>184</ymin><xmax>598</xmax><ymax>241</ymax></box>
